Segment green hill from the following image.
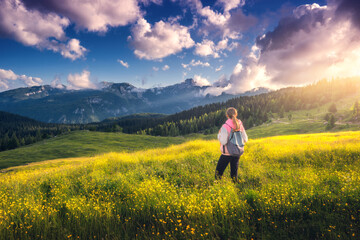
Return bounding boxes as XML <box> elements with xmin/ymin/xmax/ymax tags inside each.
<box><xmin>0</xmin><ymin>131</ymin><xmax>359</xmax><ymax>239</ymax></box>
<box><xmin>247</xmin><ymin>93</ymin><xmax>360</xmax><ymax>138</ymax></box>
<box><xmin>0</xmin><ymin>111</ymin><xmax>81</xmax><ymax>152</ymax></box>
<box><xmin>0</xmin><ymin>131</ymin><xmax>187</xmax><ymax>170</ymax></box>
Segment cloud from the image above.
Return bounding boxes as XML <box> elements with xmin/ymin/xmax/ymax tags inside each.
<box><xmin>55</xmin><ymin>39</ymin><xmax>87</xmax><ymax>61</ymax></box>
<box><xmin>216</xmin><ymin>0</ymin><xmax>245</xmax><ymax>12</ymax></box>
<box><xmin>129</xmin><ymin>18</ymin><xmax>194</xmax><ymax>60</ymax></box>
<box><xmin>0</xmin><ymin>69</ymin><xmax>17</xmax><ymax>81</ymax></box>
<box><xmin>194</xmin><ymin>39</ymin><xmax>219</xmax><ymax>58</ymax></box>
<box><xmin>18</xmin><ymin>75</ymin><xmax>43</xmax><ymax>87</ymax></box>
<box><xmin>200</xmin><ymin>74</ymin><xmax>232</xmax><ymax>96</ymax></box>
<box><xmin>0</xmin><ymin>0</ymin><xmax>87</xmax><ymax>60</ymax></box>
<box><xmin>140</xmin><ymin>0</ymin><xmax>163</xmax><ymax>6</ymax></box>
<box><xmin>22</xmin><ymin>0</ymin><xmax>141</xmax><ymax>32</ymax></box>
<box><xmin>223</xmin><ymin>1</ymin><xmax>360</xmax><ymax>94</ymax></box>
<box><xmin>153</xmin><ymin>67</ymin><xmax>159</xmax><ymax>71</ymax></box>
<box><xmin>335</xmin><ymin>0</ymin><xmax>360</xmax><ymax>29</ymax></box>
<box><xmin>193</xmin><ymin>75</ymin><xmax>211</xmax><ymax>87</ymax></box>
<box><xmin>182</xmin><ymin>59</ymin><xmax>210</xmax><ymax>70</ymax></box>
<box><xmin>232</xmin><ymin>61</ymin><xmax>243</xmax><ymax>75</ymax></box>
<box><xmin>0</xmin><ymin>68</ymin><xmax>43</xmax><ymax>91</ymax></box>
<box><xmin>118</xmin><ymin>59</ymin><xmax>130</xmax><ymax>68</ymax></box>
<box><xmin>215</xmin><ymin>65</ymin><xmax>223</xmax><ymax>72</ymax></box>
<box><xmin>67</xmin><ymin>70</ymin><xmax>97</xmax><ymax>90</ymax></box>
<box><xmin>51</xmin><ymin>76</ymin><xmax>65</xmax><ymax>89</ymax></box>
<box><xmin>162</xmin><ymin>65</ymin><xmax>170</xmax><ymax>71</ymax></box>
<box><xmin>194</xmin><ymin>38</ymin><xmax>238</xmax><ymax>58</ymax></box>
<box><xmin>191</xmin><ymin>0</ymin><xmax>257</xmax><ymax>39</ymax></box>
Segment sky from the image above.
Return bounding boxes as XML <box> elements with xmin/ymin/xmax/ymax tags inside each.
<box><xmin>0</xmin><ymin>0</ymin><xmax>359</xmax><ymax>95</ymax></box>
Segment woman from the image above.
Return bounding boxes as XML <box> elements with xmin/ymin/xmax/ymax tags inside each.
<box><xmin>216</xmin><ymin>107</ymin><xmax>248</xmax><ymax>182</ymax></box>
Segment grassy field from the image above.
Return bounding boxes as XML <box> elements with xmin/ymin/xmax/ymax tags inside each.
<box><xmin>1</xmin><ymin>92</ymin><xmax>358</xmax><ymax>170</ymax></box>
<box><xmin>246</xmin><ymin>93</ymin><xmax>360</xmax><ymax>139</ymax></box>
<box><xmin>0</xmin><ymin>131</ymin><xmax>359</xmax><ymax>239</ymax></box>
<box><xmin>0</xmin><ymin>131</ymin><xmax>188</xmax><ymax>170</ymax></box>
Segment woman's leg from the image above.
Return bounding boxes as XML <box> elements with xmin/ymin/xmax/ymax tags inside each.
<box><xmin>215</xmin><ymin>155</ymin><xmax>230</xmax><ymax>179</ymax></box>
<box><xmin>229</xmin><ymin>156</ymin><xmax>240</xmax><ymax>182</ymax></box>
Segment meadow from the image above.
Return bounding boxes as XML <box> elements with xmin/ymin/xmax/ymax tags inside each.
<box><xmin>0</xmin><ymin>131</ymin><xmax>188</xmax><ymax>169</ymax></box>
<box><xmin>0</xmin><ymin>131</ymin><xmax>359</xmax><ymax>239</ymax></box>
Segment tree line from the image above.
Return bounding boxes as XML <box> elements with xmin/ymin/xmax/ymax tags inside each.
<box><xmin>0</xmin><ymin>111</ymin><xmax>82</xmax><ymax>151</ymax></box>
<box><xmin>95</xmin><ymin>77</ymin><xmax>359</xmax><ymax>136</ymax></box>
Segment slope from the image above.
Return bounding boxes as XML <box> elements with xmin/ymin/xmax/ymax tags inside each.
<box><xmin>0</xmin><ymin>131</ymin><xmax>187</xmax><ymax>169</ymax></box>
<box><xmin>0</xmin><ymin>111</ymin><xmax>81</xmax><ymax>152</ymax></box>
<box><xmin>0</xmin><ymin>131</ymin><xmax>359</xmax><ymax>239</ymax></box>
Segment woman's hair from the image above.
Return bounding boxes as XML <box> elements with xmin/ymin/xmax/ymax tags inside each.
<box><xmin>226</xmin><ymin>107</ymin><xmax>240</xmax><ymax>130</ymax></box>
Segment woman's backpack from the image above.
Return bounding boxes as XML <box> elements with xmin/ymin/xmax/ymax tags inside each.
<box><xmin>225</xmin><ymin>123</ymin><xmax>245</xmax><ymax>157</ymax></box>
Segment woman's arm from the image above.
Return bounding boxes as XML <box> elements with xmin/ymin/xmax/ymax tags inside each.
<box><xmin>217</xmin><ymin>125</ymin><xmax>229</xmax><ymax>145</ymax></box>
<box><xmin>239</xmin><ymin>119</ymin><xmax>248</xmax><ymax>143</ymax></box>
<box><xmin>242</xmin><ymin>128</ymin><xmax>248</xmax><ymax>143</ymax></box>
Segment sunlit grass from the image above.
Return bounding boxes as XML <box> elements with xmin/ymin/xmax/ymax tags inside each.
<box><xmin>0</xmin><ymin>131</ymin><xmax>187</xmax><ymax>169</ymax></box>
<box><xmin>1</xmin><ymin>131</ymin><xmax>360</xmax><ymax>239</ymax></box>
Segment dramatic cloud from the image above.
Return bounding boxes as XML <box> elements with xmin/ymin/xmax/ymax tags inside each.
<box><xmin>129</xmin><ymin>18</ymin><xmax>194</xmax><ymax>60</ymax></box>
<box><xmin>171</xmin><ymin>0</ymin><xmax>255</xmax><ymax>42</ymax></box>
<box><xmin>193</xmin><ymin>75</ymin><xmax>211</xmax><ymax>87</ymax></box>
<box><xmin>182</xmin><ymin>59</ymin><xmax>210</xmax><ymax>70</ymax></box>
<box><xmin>67</xmin><ymin>70</ymin><xmax>97</xmax><ymax>90</ymax></box>
<box><xmin>22</xmin><ymin>0</ymin><xmax>141</xmax><ymax>32</ymax></box>
<box><xmin>225</xmin><ymin>1</ymin><xmax>360</xmax><ymax>93</ymax></box>
<box><xmin>335</xmin><ymin>0</ymin><xmax>360</xmax><ymax>30</ymax></box>
<box><xmin>0</xmin><ymin>68</ymin><xmax>42</xmax><ymax>91</ymax></box>
<box><xmin>0</xmin><ymin>0</ymin><xmax>87</xmax><ymax>60</ymax></box>
<box><xmin>192</xmin><ymin>0</ymin><xmax>257</xmax><ymax>39</ymax></box>
<box><xmin>118</xmin><ymin>59</ymin><xmax>130</xmax><ymax>68</ymax></box>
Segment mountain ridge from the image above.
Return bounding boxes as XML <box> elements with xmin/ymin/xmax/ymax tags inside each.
<box><xmin>0</xmin><ymin>79</ymin><xmax>270</xmax><ymax>123</ymax></box>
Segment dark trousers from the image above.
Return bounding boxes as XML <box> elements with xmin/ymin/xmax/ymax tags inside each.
<box><xmin>215</xmin><ymin>154</ymin><xmax>240</xmax><ymax>181</ymax></box>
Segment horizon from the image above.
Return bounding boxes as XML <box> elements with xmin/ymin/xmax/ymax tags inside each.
<box><xmin>1</xmin><ymin>0</ymin><xmax>360</xmax><ymax>95</ymax></box>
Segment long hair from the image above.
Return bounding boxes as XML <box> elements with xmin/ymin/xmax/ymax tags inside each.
<box><xmin>226</xmin><ymin>107</ymin><xmax>240</xmax><ymax>131</ymax></box>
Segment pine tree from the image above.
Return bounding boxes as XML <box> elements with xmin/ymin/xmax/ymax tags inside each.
<box><xmin>8</xmin><ymin>133</ymin><xmax>20</xmax><ymax>149</ymax></box>
<box><xmin>35</xmin><ymin>129</ymin><xmax>42</xmax><ymax>141</ymax></box>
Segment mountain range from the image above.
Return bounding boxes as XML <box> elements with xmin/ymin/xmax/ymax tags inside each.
<box><xmin>0</xmin><ymin>79</ymin><xmax>270</xmax><ymax>123</ymax></box>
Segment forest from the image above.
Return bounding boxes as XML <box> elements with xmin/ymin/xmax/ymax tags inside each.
<box><xmin>0</xmin><ymin>111</ymin><xmax>82</xmax><ymax>151</ymax></box>
<box><xmin>91</xmin><ymin>77</ymin><xmax>360</xmax><ymax>136</ymax></box>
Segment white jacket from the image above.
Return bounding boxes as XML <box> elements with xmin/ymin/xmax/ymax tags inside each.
<box><xmin>217</xmin><ymin>118</ymin><xmax>248</xmax><ymax>155</ymax></box>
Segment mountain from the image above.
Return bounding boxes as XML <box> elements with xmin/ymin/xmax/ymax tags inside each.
<box><xmin>0</xmin><ymin>79</ymin><xmax>270</xmax><ymax>124</ymax></box>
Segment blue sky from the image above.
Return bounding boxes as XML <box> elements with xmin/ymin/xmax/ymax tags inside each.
<box><xmin>0</xmin><ymin>0</ymin><xmax>359</xmax><ymax>94</ymax></box>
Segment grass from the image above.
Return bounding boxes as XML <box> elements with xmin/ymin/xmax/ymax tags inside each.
<box><xmin>246</xmin><ymin>93</ymin><xmax>360</xmax><ymax>139</ymax></box>
<box><xmin>1</xmin><ymin>92</ymin><xmax>358</xmax><ymax>169</ymax></box>
<box><xmin>0</xmin><ymin>131</ymin><xmax>359</xmax><ymax>239</ymax></box>
<box><xmin>0</xmin><ymin>131</ymin><xmax>187</xmax><ymax>170</ymax></box>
